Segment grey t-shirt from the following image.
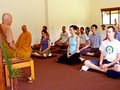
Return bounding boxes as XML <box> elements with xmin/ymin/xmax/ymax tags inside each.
<box><xmin>60</xmin><ymin>32</ymin><xmax>68</xmax><ymax>43</ymax></box>
<box><xmin>89</xmin><ymin>33</ymin><xmax>102</xmax><ymax>48</ymax></box>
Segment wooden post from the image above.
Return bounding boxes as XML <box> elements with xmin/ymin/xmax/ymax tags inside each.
<box><xmin>0</xmin><ymin>46</ymin><xmax>5</xmax><ymax>90</ymax></box>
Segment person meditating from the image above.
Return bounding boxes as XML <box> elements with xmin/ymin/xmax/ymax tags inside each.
<box><xmin>55</xmin><ymin>26</ymin><xmax>68</xmax><ymax>47</ymax></box>
<box><xmin>0</xmin><ymin>13</ymin><xmax>32</xmax><ymax>59</ymax></box>
<box><xmin>32</xmin><ymin>30</ymin><xmax>51</xmax><ymax>57</ymax></box>
<box><xmin>99</xmin><ymin>25</ymin><xmax>106</xmax><ymax>41</ymax></box>
<box><xmin>80</xmin><ymin>24</ymin><xmax>102</xmax><ymax>57</ymax></box>
<box><xmin>79</xmin><ymin>27</ymin><xmax>89</xmax><ymax>48</ymax></box>
<box><xmin>16</xmin><ymin>25</ymin><xmax>32</xmax><ymax>58</ymax></box>
<box><xmin>81</xmin><ymin>26</ymin><xmax>120</xmax><ymax>73</ymax></box>
<box><xmin>33</xmin><ymin>26</ymin><xmax>49</xmax><ymax>50</ymax></box>
<box><xmin>56</xmin><ymin>25</ymin><xmax>82</xmax><ymax>65</ymax></box>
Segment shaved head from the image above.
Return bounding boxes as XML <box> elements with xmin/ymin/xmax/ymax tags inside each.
<box><xmin>22</xmin><ymin>25</ymin><xmax>27</xmax><ymax>32</ymax></box>
<box><xmin>2</xmin><ymin>13</ymin><xmax>12</xmax><ymax>25</ymax></box>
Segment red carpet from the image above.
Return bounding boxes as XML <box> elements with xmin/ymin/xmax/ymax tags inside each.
<box><xmin>6</xmin><ymin>54</ymin><xmax>120</xmax><ymax>90</ymax></box>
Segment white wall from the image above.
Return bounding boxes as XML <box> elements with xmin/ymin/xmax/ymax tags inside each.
<box><xmin>0</xmin><ymin>0</ymin><xmax>46</xmax><ymax>45</ymax></box>
<box><xmin>1</xmin><ymin>0</ymin><xmax>120</xmax><ymax>45</ymax></box>
<box><xmin>0</xmin><ymin>0</ymin><xmax>91</xmax><ymax>44</ymax></box>
<box><xmin>90</xmin><ymin>0</ymin><xmax>120</xmax><ymax>31</ymax></box>
<box><xmin>47</xmin><ymin>0</ymin><xmax>91</xmax><ymax>42</ymax></box>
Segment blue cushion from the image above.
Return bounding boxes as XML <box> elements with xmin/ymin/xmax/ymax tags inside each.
<box><xmin>106</xmin><ymin>70</ymin><xmax>120</xmax><ymax>79</ymax></box>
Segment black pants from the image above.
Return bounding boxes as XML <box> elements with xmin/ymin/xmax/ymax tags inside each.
<box><xmin>58</xmin><ymin>53</ymin><xmax>81</xmax><ymax>64</ymax></box>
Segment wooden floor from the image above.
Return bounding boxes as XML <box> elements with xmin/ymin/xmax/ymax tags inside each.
<box><xmin>6</xmin><ymin>53</ymin><xmax>120</xmax><ymax>90</ymax></box>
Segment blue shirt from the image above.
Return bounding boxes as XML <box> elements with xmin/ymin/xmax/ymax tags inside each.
<box><xmin>116</xmin><ymin>32</ymin><xmax>120</xmax><ymax>41</ymax></box>
<box><xmin>89</xmin><ymin>33</ymin><xmax>102</xmax><ymax>48</ymax></box>
<box><xmin>69</xmin><ymin>35</ymin><xmax>80</xmax><ymax>54</ymax></box>
<box><xmin>41</xmin><ymin>38</ymin><xmax>50</xmax><ymax>51</ymax></box>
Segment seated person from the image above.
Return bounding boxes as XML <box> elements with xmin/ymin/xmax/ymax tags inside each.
<box><xmin>99</xmin><ymin>25</ymin><xmax>106</xmax><ymax>41</ymax></box>
<box><xmin>16</xmin><ymin>25</ymin><xmax>32</xmax><ymax>58</ymax></box>
<box><xmin>33</xmin><ymin>26</ymin><xmax>49</xmax><ymax>50</ymax></box>
<box><xmin>79</xmin><ymin>27</ymin><xmax>89</xmax><ymax>48</ymax></box>
<box><xmin>42</xmin><ymin>26</ymin><xmax>50</xmax><ymax>38</ymax></box>
<box><xmin>76</xmin><ymin>27</ymin><xmax>80</xmax><ymax>35</ymax></box>
<box><xmin>0</xmin><ymin>13</ymin><xmax>32</xmax><ymax>60</ymax></box>
<box><xmin>43</xmin><ymin>26</ymin><xmax>47</xmax><ymax>31</ymax></box>
<box><xmin>85</xmin><ymin>27</ymin><xmax>90</xmax><ymax>37</ymax></box>
<box><xmin>80</xmin><ymin>24</ymin><xmax>102</xmax><ymax>57</ymax></box>
<box><xmin>56</xmin><ymin>25</ymin><xmax>82</xmax><ymax>65</ymax></box>
<box><xmin>32</xmin><ymin>30</ymin><xmax>51</xmax><ymax>57</ymax></box>
<box><xmin>114</xmin><ymin>25</ymin><xmax>120</xmax><ymax>41</ymax></box>
<box><xmin>55</xmin><ymin>26</ymin><xmax>68</xmax><ymax>47</ymax></box>
<box><xmin>81</xmin><ymin>26</ymin><xmax>120</xmax><ymax>73</ymax></box>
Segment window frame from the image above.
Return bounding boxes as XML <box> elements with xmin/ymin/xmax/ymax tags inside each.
<box><xmin>101</xmin><ymin>7</ymin><xmax>120</xmax><ymax>25</ymax></box>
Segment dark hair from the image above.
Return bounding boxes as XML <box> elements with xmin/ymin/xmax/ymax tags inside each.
<box><xmin>42</xmin><ymin>30</ymin><xmax>48</xmax><ymax>34</ymax></box>
<box><xmin>70</xmin><ymin>25</ymin><xmax>77</xmax><ymax>30</ymax></box>
<box><xmin>107</xmin><ymin>26</ymin><xmax>115</xmax><ymax>32</ymax></box>
<box><xmin>91</xmin><ymin>24</ymin><xmax>98</xmax><ymax>29</ymax></box>
<box><xmin>85</xmin><ymin>27</ymin><xmax>90</xmax><ymax>36</ymax></box>
<box><xmin>85</xmin><ymin>27</ymin><xmax>90</xmax><ymax>31</ymax></box>
<box><xmin>41</xmin><ymin>30</ymin><xmax>48</xmax><ymax>40</ymax></box>
<box><xmin>80</xmin><ymin>27</ymin><xmax>84</xmax><ymax>30</ymax></box>
<box><xmin>43</xmin><ymin>26</ymin><xmax>47</xmax><ymax>30</ymax></box>
<box><xmin>101</xmin><ymin>24</ymin><xmax>106</xmax><ymax>27</ymax></box>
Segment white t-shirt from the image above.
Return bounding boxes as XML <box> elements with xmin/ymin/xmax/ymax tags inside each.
<box><xmin>60</xmin><ymin>32</ymin><xmax>68</xmax><ymax>43</ymax></box>
<box><xmin>99</xmin><ymin>30</ymin><xmax>106</xmax><ymax>41</ymax></box>
<box><xmin>89</xmin><ymin>31</ymin><xmax>92</xmax><ymax>37</ymax></box>
<box><xmin>99</xmin><ymin>39</ymin><xmax>120</xmax><ymax>62</ymax></box>
<box><xmin>79</xmin><ymin>33</ymin><xmax>89</xmax><ymax>44</ymax></box>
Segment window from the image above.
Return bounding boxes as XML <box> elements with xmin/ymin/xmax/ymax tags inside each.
<box><xmin>101</xmin><ymin>7</ymin><xmax>120</xmax><ymax>25</ymax></box>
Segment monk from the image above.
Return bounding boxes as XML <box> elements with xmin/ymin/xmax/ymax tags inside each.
<box><xmin>15</xmin><ymin>25</ymin><xmax>32</xmax><ymax>59</ymax></box>
<box><xmin>0</xmin><ymin>13</ymin><xmax>31</xmax><ymax>59</ymax></box>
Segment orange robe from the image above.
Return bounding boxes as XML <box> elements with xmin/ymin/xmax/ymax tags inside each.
<box><xmin>15</xmin><ymin>30</ymin><xmax>32</xmax><ymax>59</ymax></box>
<box><xmin>0</xmin><ymin>24</ymin><xmax>32</xmax><ymax>59</ymax></box>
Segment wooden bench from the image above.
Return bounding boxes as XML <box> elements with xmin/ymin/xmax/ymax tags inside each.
<box><xmin>3</xmin><ymin>58</ymin><xmax>35</xmax><ymax>86</ymax></box>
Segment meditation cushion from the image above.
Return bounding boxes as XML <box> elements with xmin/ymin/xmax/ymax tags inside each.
<box><xmin>106</xmin><ymin>70</ymin><xmax>120</xmax><ymax>79</ymax></box>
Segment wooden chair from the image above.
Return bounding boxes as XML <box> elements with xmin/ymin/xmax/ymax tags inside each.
<box><xmin>3</xmin><ymin>58</ymin><xmax>35</xmax><ymax>86</ymax></box>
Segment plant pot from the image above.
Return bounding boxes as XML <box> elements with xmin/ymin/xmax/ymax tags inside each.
<box><xmin>10</xmin><ymin>77</ymin><xmax>18</xmax><ymax>90</ymax></box>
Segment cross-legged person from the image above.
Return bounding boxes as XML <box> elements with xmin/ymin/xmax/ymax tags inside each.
<box><xmin>99</xmin><ymin>24</ymin><xmax>106</xmax><ymax>41</ymax></box>
<box><xmin>79</xmin><ymin>27</ymin><xmax>89</xmax><ymax>48</ymax></box>
<box><xmin>33</xmin><ymin>26</ymin><xmax>50</xmax><ymax>50</ymax></box>
<box><xmin>55</xmin><ymin>26</ymin><xmax>68</xmax><ymax>48</ymax></box>
<box><xmin>81</xmin><ymin>26</ymin><xmax>120</xmax><ymax>73</ymax></box>
<box><xmin>80</xmin><ymin>24</ymin><xmax>102</xmax><ymax>57</ymax></box>
<box><xmin>32</xmin><ymin>30</ymin><xmax>51</xmax><ymax>57</ymax></box>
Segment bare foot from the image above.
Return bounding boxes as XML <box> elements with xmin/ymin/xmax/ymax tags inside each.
<box><xmin>100</xmin><ymin>68</ymin><xmax>108</xmax><ymax>73</ymax></box>
<box><xmin>87</xmin><ymin>52</ymin><xmax>94</xmax><ymax>56</ymax></box>
<box><xmin>32</xmin><ymin>52</ymin><xmax>41</xmax><ymax>56</ymax></box>
<box><xmin>79</xmin><ymin>57</ymin><xmax>85</xmax><ymax>61</ymax></box>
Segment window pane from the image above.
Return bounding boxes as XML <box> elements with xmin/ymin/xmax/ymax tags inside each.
<box><xmin>111</xmin><ymin>10</ymin><xmax>119</xmax><ymax>24</ymax></box>
<box><xmin>102</xmin><ymin>11</ymin><xmax>110</xmax><ymax>24</ymax></box>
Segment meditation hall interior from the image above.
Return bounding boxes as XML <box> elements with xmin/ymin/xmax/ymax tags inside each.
<box><xmin>1</xmin><ymin>0</ymin><xmax>120</xmax><ymax>90</ymax></box>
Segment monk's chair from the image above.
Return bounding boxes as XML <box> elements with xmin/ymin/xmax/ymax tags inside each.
<box><xmin>3</xmin><ymin>58</ymin><xmax>35</xmax><ymax>86</ymax></box>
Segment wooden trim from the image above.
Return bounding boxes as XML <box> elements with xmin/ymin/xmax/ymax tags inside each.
<box><xmin>110</xmin><ymin>11</ymin><xmax>111</xmax><ymax>24</ymax></box>
<box><xmin>101</xmin><ymin>7</ymin><xmax>120</xmax><ymax>11</ymax></box>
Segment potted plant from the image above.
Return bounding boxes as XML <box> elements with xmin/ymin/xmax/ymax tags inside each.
<box><xmin>0</xmin><ymin>41</ymin><xmax>22</xmax><ymax>90</ymax></box>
